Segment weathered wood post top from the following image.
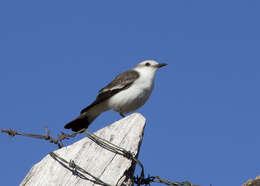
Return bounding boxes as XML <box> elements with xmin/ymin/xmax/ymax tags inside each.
<box><xmin>21</xmin><ymin>113</ymin><xmax>146</xmax><ymax>186</ymax></box>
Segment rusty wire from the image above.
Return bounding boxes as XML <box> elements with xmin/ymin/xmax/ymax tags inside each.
<box><xmin>1</xmin><ymin>128</ymin><xmax>85</xmax><ymax>148</ymax></box>
<box><xmin>49</xmin><ymin>152</ymin><xmax>111</xmax><ymax>186</ymax></box>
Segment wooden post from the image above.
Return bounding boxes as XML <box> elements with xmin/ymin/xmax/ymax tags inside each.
<box><xmin>20</xmin><ymin>113</ymin><xmax>146</xmax><ymax>186</ymax></box>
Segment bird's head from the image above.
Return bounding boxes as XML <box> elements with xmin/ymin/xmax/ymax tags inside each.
<box><xmin>133</xmin><ymin>60</ymin><xmax>167</xmax><ymax>80</ymax></box>
<box><xmin>135</xmin><ymin>60</ymin><xmax>167</xmax><ymax>72</ymax></box>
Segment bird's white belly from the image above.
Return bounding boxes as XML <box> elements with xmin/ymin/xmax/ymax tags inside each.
<box><xmin>107</xmin><ymin>84</ymin><xmax>153</xmax><ymax>114</ymax></box>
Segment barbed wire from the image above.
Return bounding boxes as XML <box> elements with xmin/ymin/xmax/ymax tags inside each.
<box><xmin>49</xmin><ymin>152</ymin><xmax>111</xmax><ymax>186</ymax></box>
<box><xmin>133</xmin><ymin>176</ymin><xmax>196</xmax><ymax>186</ymax></box>
<box><xmin>1</xmin><ymin>128</ymin><xmax>84</xmax><ymax>148</ymax></box>
<box><xmin>1</xmin><ymin>127</ymin><xmax>199</xmax><ymax>186</ymax></box>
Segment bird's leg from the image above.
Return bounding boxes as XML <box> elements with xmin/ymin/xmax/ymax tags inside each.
<box><xmin>120</xmin><ymin>113</ymin><xmax>126</xmax><ymax>118</ymax></box>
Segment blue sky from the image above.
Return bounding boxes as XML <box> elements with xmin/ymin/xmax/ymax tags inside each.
<box><xmin>1</xmin><ymin>1</ymin><xmax>260</xmax><ymax>185</ymax></box>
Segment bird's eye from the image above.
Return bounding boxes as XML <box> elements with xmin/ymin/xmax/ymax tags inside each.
<box><xmin>145</xmin><ymin>62</ymin><xmax>150</xmax><ymax>66</ymax></box>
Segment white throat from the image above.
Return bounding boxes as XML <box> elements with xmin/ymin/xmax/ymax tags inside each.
<box><xmin>133</xmin><ymin>67</ymin><xmax>157</xmax><ymax>83</ymax></box>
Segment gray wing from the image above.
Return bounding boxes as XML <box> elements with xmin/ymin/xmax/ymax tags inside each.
<box><xmin>80</xmin><ymin>70</ymin><xmax>139</xmax><ymax>114</ymax></box>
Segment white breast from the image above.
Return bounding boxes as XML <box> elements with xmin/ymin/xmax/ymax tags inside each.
<box><xmin>107</xmin><ymin>68</ymin><xmax>155</xmax><ymax>114</ymax></box>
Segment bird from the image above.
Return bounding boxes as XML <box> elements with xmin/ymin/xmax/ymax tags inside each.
<box><xmin>64</xmin><ymin>60</ymin><xmax>167</xmax><ymax>132</ymax></box>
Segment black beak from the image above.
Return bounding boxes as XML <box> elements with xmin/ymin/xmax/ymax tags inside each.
<box><xmin>156</xmin><ymin>63</ymin><xmax>168</xmax><ymax>68</ymax></box>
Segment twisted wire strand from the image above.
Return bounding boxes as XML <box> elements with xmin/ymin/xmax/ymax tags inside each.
<box><xmin>49</xmin><ymin>152</ymin><xmax>111</xmax><ymax>186</ymax></box>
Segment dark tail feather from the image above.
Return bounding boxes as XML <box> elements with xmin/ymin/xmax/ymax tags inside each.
<box><xmin>64</xmin><ymin>115</ymin><xmax>90</xmax><ymax>132</ymax></box>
